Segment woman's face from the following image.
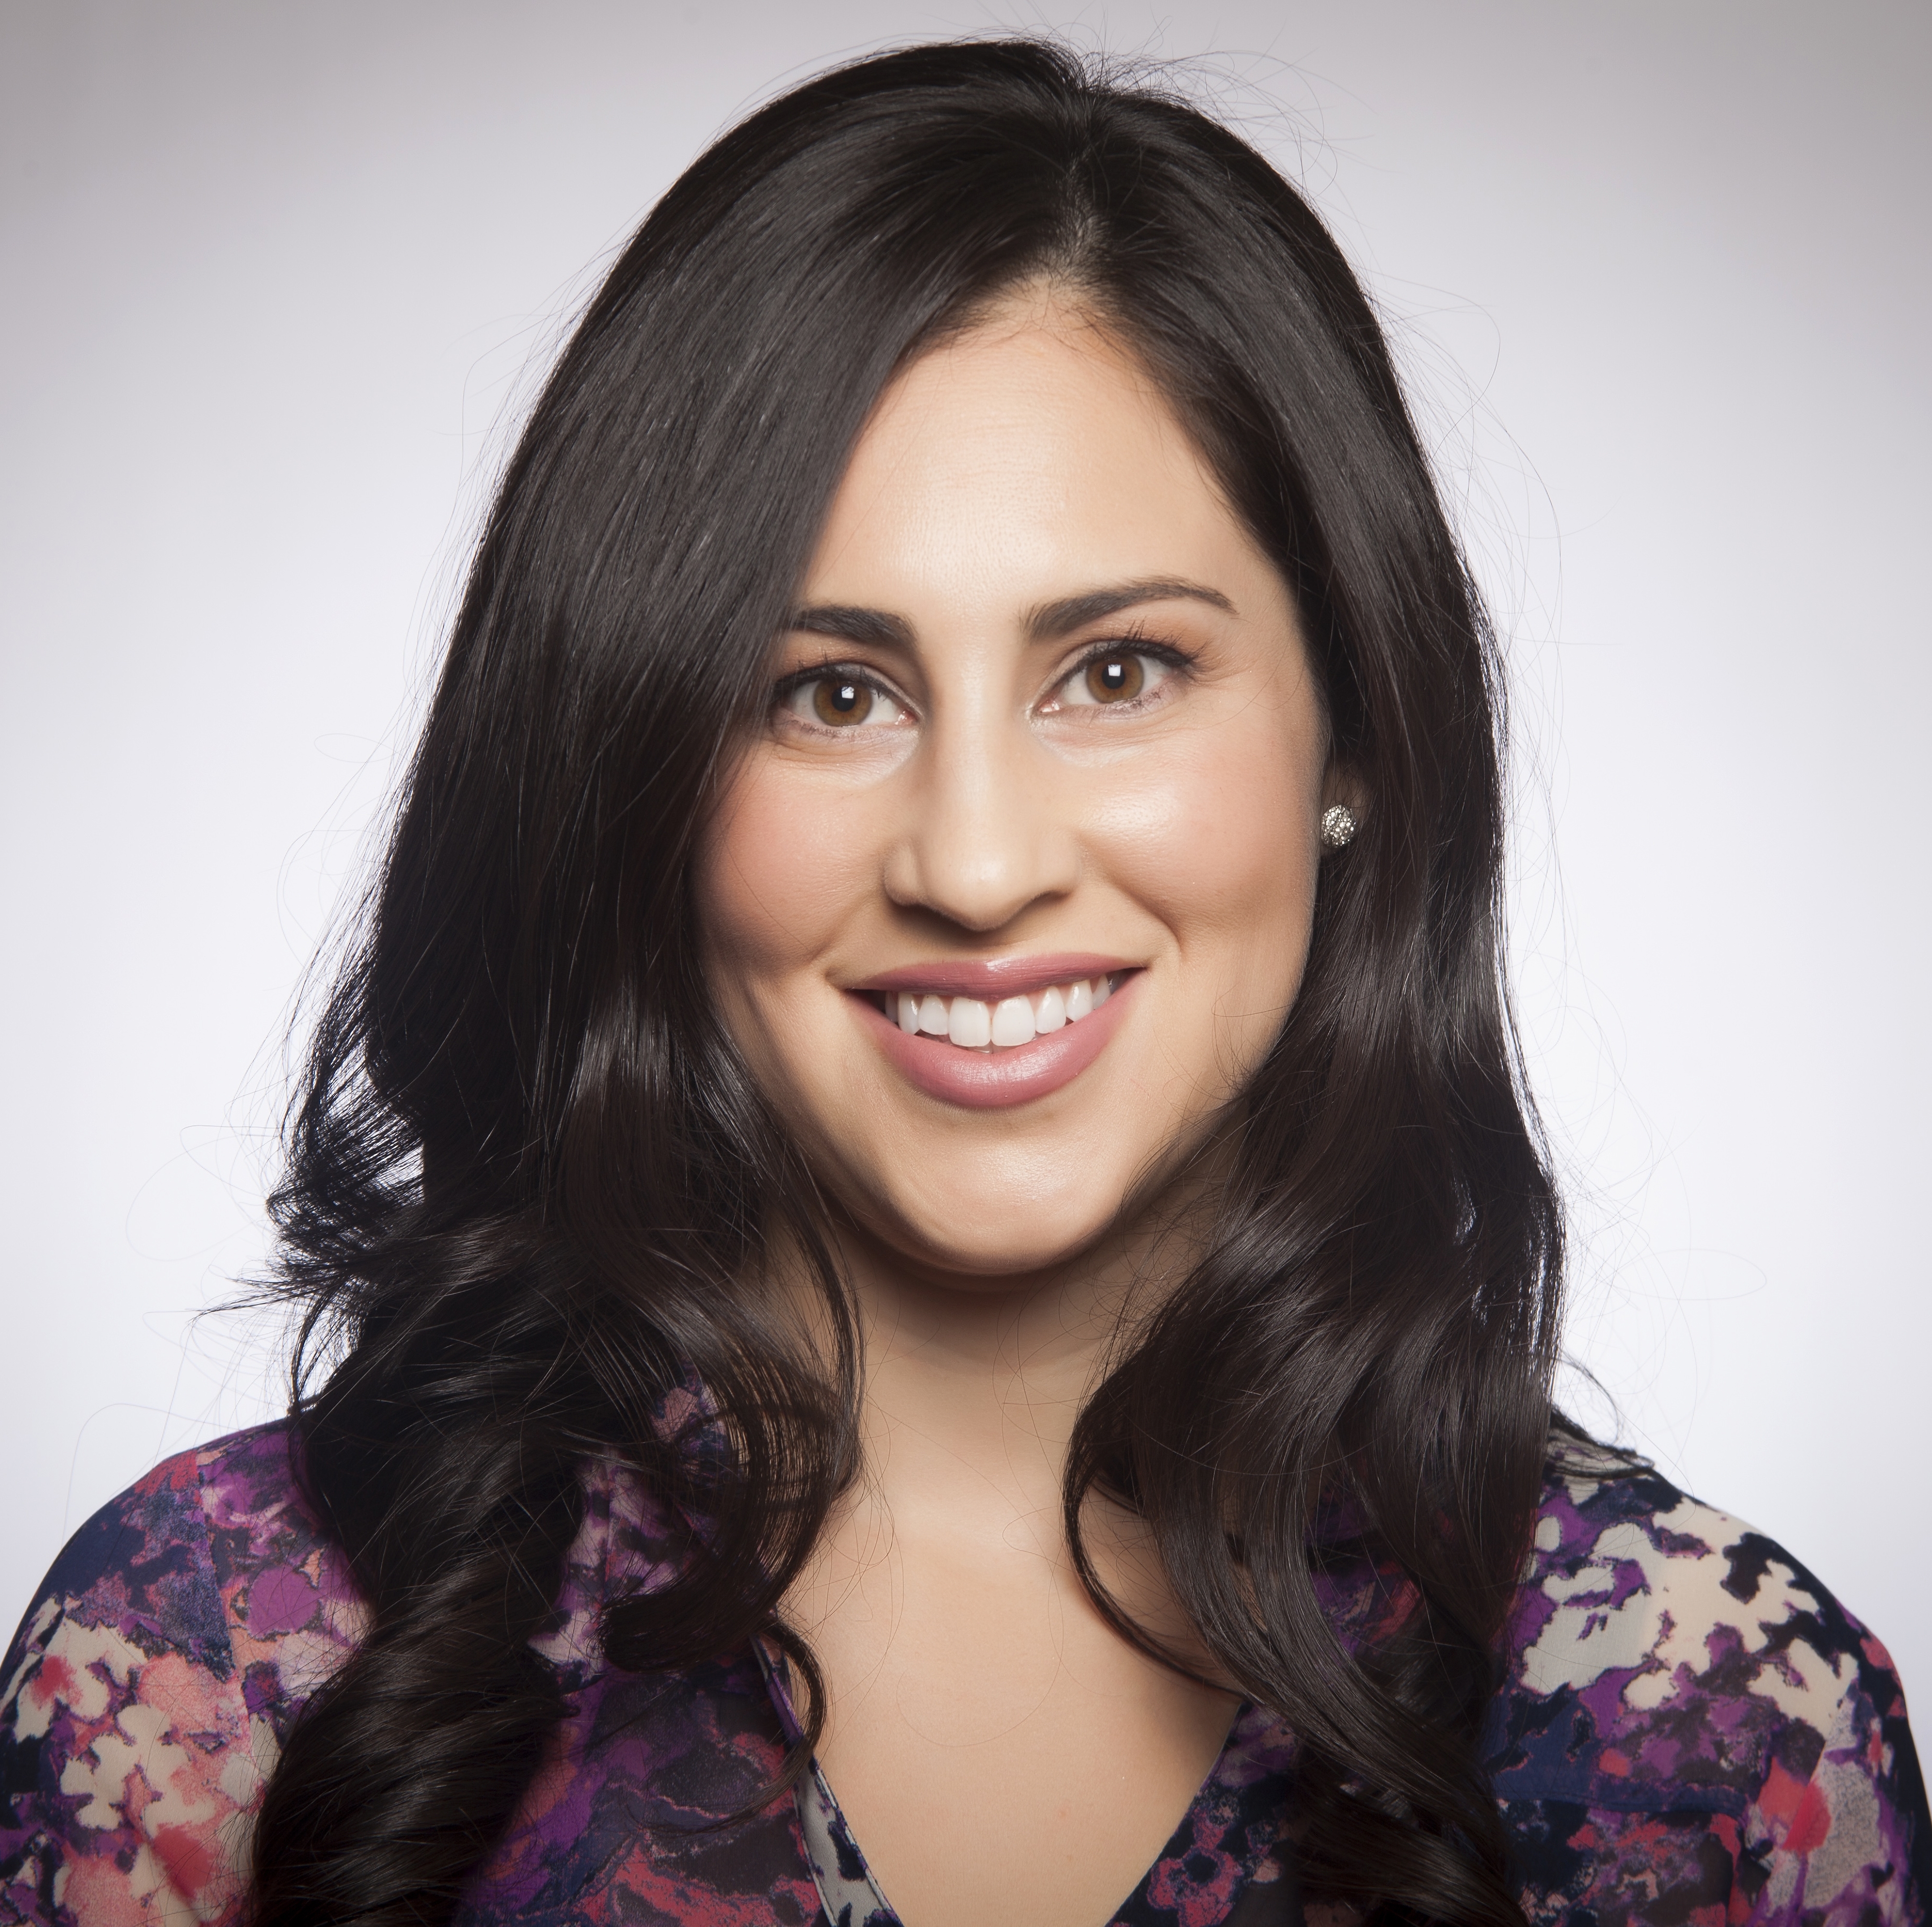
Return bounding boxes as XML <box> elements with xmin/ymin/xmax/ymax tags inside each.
<box><xmin>697</xmin><ymin>300</ymin><xmax>1336</xmax><ymax>1279</ymax></box>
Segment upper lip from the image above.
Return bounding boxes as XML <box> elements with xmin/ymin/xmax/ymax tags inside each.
<box><xmin>848</xmin><ymin>953</ymin><xmax>1137</xmax><ymax>999</ymax></box>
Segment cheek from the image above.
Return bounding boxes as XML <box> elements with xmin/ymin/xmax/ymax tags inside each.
<box><xmin>697</xmin><ymin>759</ymin><xmax>874</xmax><ymax>988</ymax></box>
<box><xmin>1093</xmin><ymin>714</ymin><xmax>1319</xmax><ymax>991</ymax></box>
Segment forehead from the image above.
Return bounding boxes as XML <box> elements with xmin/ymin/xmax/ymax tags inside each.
<box><xmin>799</xmin><ymin>300</ymin><xmax>1268</xmax><ymax>613</ymax></box>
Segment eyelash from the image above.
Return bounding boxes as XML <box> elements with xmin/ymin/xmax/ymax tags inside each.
<box><xmin>770</xmin><ymin>662</ymin><xmax>913</xmax><ymax>735</ymax></box>
<box><xmin>1053</xmin><ymin>634</ymin><xmax>1194</xmax><ymax>712</ymax></box>
<box><xmin>771</xmin><ymin>635</ymin><xmax>1197</xmax><ymax>732</ymax></box>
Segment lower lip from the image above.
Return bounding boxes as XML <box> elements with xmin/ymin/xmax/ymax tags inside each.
<box><xmin>852</xmin><ymin>974</ymin><xmax>1139</xmax><ymax>1111</ymax></box>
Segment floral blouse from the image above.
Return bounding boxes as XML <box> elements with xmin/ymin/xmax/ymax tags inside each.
<box><xmin>0</xmin><ymin>1414</ymin><xmax>1924</xmax><ymax>1925</ymax></box>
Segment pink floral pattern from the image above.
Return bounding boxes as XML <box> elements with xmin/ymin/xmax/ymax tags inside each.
<box><xmin>0</xmin><ymin>1425</ymin><xmax>1923</xmax><ymax>1924</ymax></box>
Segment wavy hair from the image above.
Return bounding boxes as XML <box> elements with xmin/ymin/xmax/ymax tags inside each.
<box><xmin>253</xmin><ymin>39</ymin><xmax>1563</xmax><ymax>1927</ymax></box>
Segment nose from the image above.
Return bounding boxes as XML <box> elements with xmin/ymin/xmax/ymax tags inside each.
<box><xmin>882</xmin><ymin>706</ymin><xmax>1080</xmax><ymax>933</ymax></box>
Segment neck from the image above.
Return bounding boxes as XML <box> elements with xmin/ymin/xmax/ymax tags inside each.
<box><xmin>778</xmin><ymin>1188</ymin><xmax>1234</xmax><ymax>1718</ymax></box>
<box><xmin>856</xmin><ymin>1253</ymin><xmax>1109</xmax><ymax>1519</ymax></box>
<box><xmin>794</xmin><ymin>1186</ymin><xmax>1211</xmax><ymax>1576</ymax></box>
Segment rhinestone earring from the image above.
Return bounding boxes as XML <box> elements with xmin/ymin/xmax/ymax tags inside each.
<box><xmin>1319</xmin><ymin>804</ymin><xmax>1358</xmax><ymax>850</ymax></box>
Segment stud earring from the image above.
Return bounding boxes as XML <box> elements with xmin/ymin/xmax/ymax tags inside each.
<box><xmin>1319</xmin><ymin>804</ymin><xmax>1358</xmax><ymax>850</ymax></box>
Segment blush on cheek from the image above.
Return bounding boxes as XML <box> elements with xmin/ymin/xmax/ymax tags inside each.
<box><xmin>1093</xmin><ymin>744</ymin><xmax>1314</xmax><ymax>935</ymax></box>
<box><xmin>696</xmin><ymin>764</ymin><xmax>867</xmax><ymax>977</ymax></box>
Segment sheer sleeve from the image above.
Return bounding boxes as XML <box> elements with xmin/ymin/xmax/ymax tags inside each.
<box><xmin>0</xmin><ymin>1427</ymin><xmax>347</xmax><ymax>1925</ymax></box>
<box><xmin>1496</xmin><ymin>1452</ymin><xmax>1930</xmax><ymax>1924</ymax></box>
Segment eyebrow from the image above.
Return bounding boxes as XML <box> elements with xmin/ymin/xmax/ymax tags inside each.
<box><xmin>785</xmin><ymin>604</ymin><xmax>916</xmax><ymax>649</ymax></box>
<box><xmin>1023</xmin><ymin>578</ymin><xmax>1235</xmax><ymax>639</ymax></box>
<box><xmin>785</xmin><ymin>577</ymin><xmax>1235</xmax><ymax>650</ymax></box>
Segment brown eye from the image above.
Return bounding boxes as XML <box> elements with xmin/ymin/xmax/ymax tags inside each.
<box><xmin>812</xmin><ymin>677</ymin><xmax>875</xmax><ymax>726</ymax></box>
<box><xmin>1084</xmin><ymin>655</ymin><xmax>1144</xmax><ymax>704</ymax></box>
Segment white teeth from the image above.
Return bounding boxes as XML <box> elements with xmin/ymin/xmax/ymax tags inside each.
<box><xmin>947</xmin><ymin>996</ymin><xmax>992</xmax><ymax>1047</ymax></box>
<box><xmin>990</xmin><ymin>995</ymin><xmax>1036</xmax><ymax>1046</ymax></box>
<box><xmin>886</xmin><ymin>974</ymin><xmax>1116</xmax><ymax>1051</ymax></box>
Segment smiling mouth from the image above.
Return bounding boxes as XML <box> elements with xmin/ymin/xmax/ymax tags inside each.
<box><xmin>867</xmin><ymin>973</ymin><xmax>1120</xmax><ymax>1051</ymax></box>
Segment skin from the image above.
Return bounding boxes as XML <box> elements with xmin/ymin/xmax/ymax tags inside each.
<box><xmin>696</xmin><ymin>291</ymin><xmax>1348</xmax><ymax>1927</ymax></box>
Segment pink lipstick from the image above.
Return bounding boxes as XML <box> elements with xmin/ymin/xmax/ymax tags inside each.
<box><xmin>845</xmin><ymin>958</ymin><xmax>1139</xmax><ymax>1109</ymax></box>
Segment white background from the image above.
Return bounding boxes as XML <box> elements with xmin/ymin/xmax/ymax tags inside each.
<box><xmin>3</xmin><ymin>2</ymin><xmax>1926</xmax><ymax>1696</ymax></box>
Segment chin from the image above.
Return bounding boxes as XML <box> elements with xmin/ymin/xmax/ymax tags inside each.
<box><xmin>841</xmin><ymin>1159</ymin><xmax>1146</xmax><ymax>1282</ymax></box>
<box><xmin>909</xmin><ymin>1225</ymin><xmax>1108</xmax><ymax>1281</ymax></box>
<box><xmin>887</xmin><ymin>1238</ymin><xmax>1113</xmax><ymax>1287</ymax></box>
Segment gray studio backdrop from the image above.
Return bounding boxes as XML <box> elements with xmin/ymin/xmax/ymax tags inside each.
<box><xmin>4</xmin><ymin>1</ymin><xmax>1927</xmax><ymax>1694</ymax></box>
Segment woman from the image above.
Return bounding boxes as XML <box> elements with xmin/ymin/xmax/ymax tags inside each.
<box><xmin>1</xmin><ymin>38</ymin><xmax>1922</xmax><ymax>1927</ymax></box>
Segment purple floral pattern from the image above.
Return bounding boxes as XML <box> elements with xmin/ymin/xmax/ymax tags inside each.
<box><xmin>0</xmin><ymin>1424</ymin><xmax>1922</xmax><ymax>1924</ymax></box>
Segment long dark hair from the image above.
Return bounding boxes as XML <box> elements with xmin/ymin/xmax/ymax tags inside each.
<box><xmin>254</xmin><ymin>39</ymin><xmax>1562</xmax><ymax>1927</ymax></box>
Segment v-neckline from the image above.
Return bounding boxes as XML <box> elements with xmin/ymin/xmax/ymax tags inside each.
<box><xmin>753</xmin><ymin>1642</ymin><xmax>1303</xmax><ymax>1927</ymax></box>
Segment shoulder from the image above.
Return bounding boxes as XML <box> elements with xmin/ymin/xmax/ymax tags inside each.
<box><xmin>1489</xmin><ymin>1443</ymin><xmax>1929</xmax><ymax>1922</ymax></box>
<box><xmin>0</xmin><ymin>1423</ymin><xmax>365</xmax><ymax>1925</ymax></box>
<box><xmin>5</xmin><ymin>1422</ymin><xmax>364</xmax><ymax>1719</ymax></box>
<box><xmin>1511</xmin><ymin>1442</ymin><xmax>1890</xmax><ymax>1731</ymax></box>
